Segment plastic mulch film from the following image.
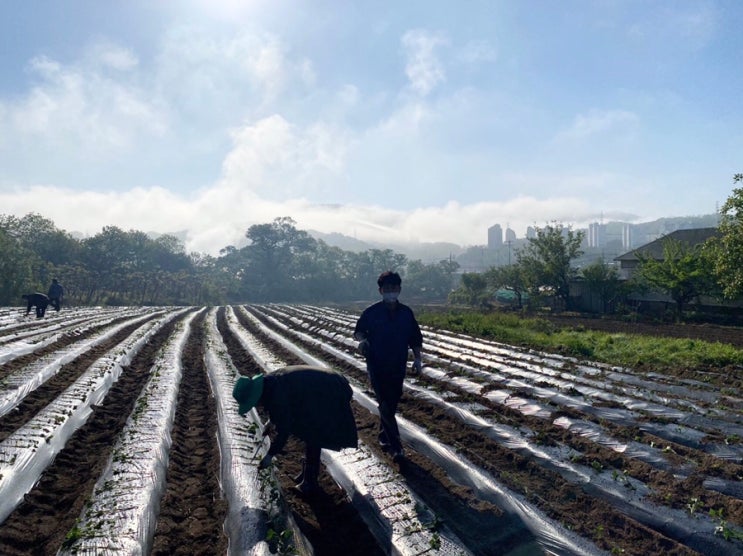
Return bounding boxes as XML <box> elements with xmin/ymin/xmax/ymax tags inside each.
<box><xmin>0</xmin><ymin>308</ymin><xmax>185</xmax><ymax>523</ymax></box>
<box><xmin>267</xmin><ymin>305</ymin><xmax>743</xmax><ymax>464</ymax></box>
<box><xmin>323</xmin><ymin>444</ymin><xmax>474</xmax><ymax>556</ymax></box>
<box><xmin>0</xmin><ymin>310</ymin><xmax>166</xmax><ymax>418</ymax></box>
<box><xmin>238</xmin><ymin>307</ymin><xmax>474</xmax><ymax>555</ymax></box>
<box><xmin>0</xmin><ymin>307</ymin><xmax>148</xmax><ymax>362</ymax></box>
<box><xmin>242</xmin><ymin>307</ymin><xmax>605</xmax><ymax>556</ymax></box>
<box><xmin>58</xmin><ymin>308</ymin><xmax>198</xmax><ymax>554</ymax></box>
<box><xmin>203</xmin><ymin>308</ymin><xmax>313</xmax><ymax>556</ymax></box>
<box><xmin>249</xmin><ymin>305</ymin><xmax>743</xmax><ymax>556</ymax></box>
<box><xmin>224</xmin><ymin>306</ymin><xmax>288</xmax><ymax>373</ymax></box>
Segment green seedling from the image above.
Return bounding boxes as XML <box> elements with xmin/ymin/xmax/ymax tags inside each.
<box><xmin>687</xmin><ymin>497</ymin><xmax>702</xmax><ymax>515</ymax></box>
<box><xmin>710</xmin><ymin>508</ymin><xmax>743</xmax><ymax>542</ymax></box>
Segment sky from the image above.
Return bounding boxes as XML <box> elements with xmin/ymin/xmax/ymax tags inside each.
<box><xmin>1</xmin><ymin>0</ymin><xmax>741</xmax><ymax>255</ymax></box>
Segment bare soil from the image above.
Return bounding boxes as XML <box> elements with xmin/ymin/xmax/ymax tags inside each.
<box><xmin>0</xmin><ymin>307</ymin><xmax>741</xmax><ymax>555</ymax></box>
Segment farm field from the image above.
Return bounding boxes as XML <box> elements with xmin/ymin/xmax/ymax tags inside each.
<box><xmin>0</xmin><ymin>305</ymin><xmax>741</xmax><ymax>555</ymax></box>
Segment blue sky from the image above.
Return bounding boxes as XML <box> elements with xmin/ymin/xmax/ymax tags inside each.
<box><xmin>0</xmin><ymin>0</ymin><xmax>741</xmax><ymax>254</ymax></box>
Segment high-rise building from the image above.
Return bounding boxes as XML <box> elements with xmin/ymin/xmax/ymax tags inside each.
<box><xmin>487</xmin><ymin>224</ymin><xmax>503</xmax><ymax>249</ymax></box>
<box><xmin>505</xmin><ymin>227</ymin><xmax>516</xmax><ymax>242</ymax></box>
<box><xmin>588</xmin><ymin>222</ymin><xmax>606</xmax><ymax>248</ymax></box>
<box><xmin>526</xmin><ymin>226</ymin><xmax>537</xmax><ymax>239</ymax></box>
<box><xmin>622</xmin><ymin>224</ymin><xmax>633</xmax><ymax>250</ymax></box>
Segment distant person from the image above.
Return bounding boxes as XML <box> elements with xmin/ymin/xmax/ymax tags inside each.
<box><xmin>47</xmin><ymin>278</ymin><xmax>64</xmax><ymax>312</ymax></box>
<box><xmin>354</xmin><ymin>271</ymin><xmax>423</xmax><ymax>463</ymax></box>
<box><xmin>22</xmin><ymin>292</ymin><xmax>49</xmax><ymax>318</ymax></box>
<box><xmin>232</xmin><ymin>365</ymin><xmax>358</xmax><ymax>494</ymax></box>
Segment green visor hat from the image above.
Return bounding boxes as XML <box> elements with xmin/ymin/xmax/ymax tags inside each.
<box><xmin>232</xmin><ymin>374</ymin><xmax>264</xmax><ymax>415</ymax></box>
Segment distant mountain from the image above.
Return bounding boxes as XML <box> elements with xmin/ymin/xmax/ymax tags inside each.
<box><xmin>311</xmin><ymin>214</ymin><xmax>721</xmax><ymax>266</ymax></box>
<box><xmin>309</xmin><ymin>230</ymin><xmax>464</xmax><ymax>263</ymax></box>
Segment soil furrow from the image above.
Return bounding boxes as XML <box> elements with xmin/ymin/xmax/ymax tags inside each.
<box><xmin>151</xmin><ymin>308</ymin><xmax>229</xmax><ymax>556</ymax></box>
<box><xmin>0</xmin><ymin>315</ymin><xmax>160</xmax><ymax>442</ymax></box>
<box><xmin>0</xmin><ymin>314</ymin><xmax>145</xmax><ymax>381</ymax></box>
<box><xmin>249</xmin><ymin>305</ymin><xmax>713</xmax><ymax>555</ymax></box>
<box><xmin>241</xmin><ymin>306</ymin><xmax>550</xmax><ymax>555</ymax></box>
<box><xmin>0</xmin><ymin>313</ymin><xmax>185</xmax><ymax>555</ymax></box>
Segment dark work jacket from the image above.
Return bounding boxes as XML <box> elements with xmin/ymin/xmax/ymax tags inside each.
<box><xmin>24</xmin><ymin>293</ymin><xmax>49</xmax><ymax>309</ymax></box>
<box><xmin>354</xmin><ymin>301</ymin><xmax>423</xmax><ymax>374</ymax></box>
<box><xmin>261</xmin><ymin>366</ymin><xmax>358</xmax><ymax>456</ymax></box>
<box><xmin>48</xmin><ymin>283</ymin><xmax>63</xmax><ymax>299</ymax></box>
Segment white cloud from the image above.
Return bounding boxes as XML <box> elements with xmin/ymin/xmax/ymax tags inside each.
<box><xmin>401</xmin><ymin>29</ymin><xmax>448</xmax><ymax>96</ymax></box>
<box><xmin>0</xmin><ymin>179</ymin><xmax>630</xmax><ymax>256</ymax></box>
<box><xmin>220</xmin><ymin>115</ymin><xmax>352</xmax><ymax>198</ymax></box>
<box><xmin>86</xmin><ymin>41</ymin><xmax>139</xmax><ymax>71</ymax></box>
<box><xmin>1</xmin><ymin>51</ymin><xmax>165</xmax><ymax>153</ymax></box>
<box><xmin>557</xmin><ymin>109</ymin><xmax>639</xmax><ymax>141</ymax></box>
<box><xmin>155</xmin><ymin>27</ymin><xmax>291</xmax><ymax>110</ymax></box>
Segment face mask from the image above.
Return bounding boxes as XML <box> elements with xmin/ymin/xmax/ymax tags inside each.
<box><xmin>382</xmin><ymin>292</ymin><xmax>399</xmax><ymax>303</ymax></box>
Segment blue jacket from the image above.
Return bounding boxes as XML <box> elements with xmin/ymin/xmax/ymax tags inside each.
<box><xmin>354</xmin><ymin>301</ymin><xmax>422</xmax><ymax>373</ymax></box>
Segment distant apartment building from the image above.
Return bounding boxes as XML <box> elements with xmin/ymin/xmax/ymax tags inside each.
<box><xmin>622</xmin><ymin>224</ymin><xmax>632</xmax><ymax>250</ymax></box>
<box><xmin>505</xmin><ymin>227</ymin><xmax>516</xmax><ymax>243</ymax></box>
<box><xmin>526</xmin><ymin>226</ymin><xmax>537</xmax><ymax>239</ymax></box>
<box><xmin>588</xmin><ymin>222</ymin><xmax>605</xmax><ymax>248</ymax></box>
<box><xmin>487</xmin><ymin>224</ymin><xmax>503</xmax><ymax>249</ymax></box>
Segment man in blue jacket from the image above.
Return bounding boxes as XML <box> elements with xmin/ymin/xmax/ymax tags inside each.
<box><xmin>233</xmin><ymin>365</ymin><xmax>358</xmax><ymax>494</ymax></box>
<box><xmin>47</xmin><ymin>278</ymin><xmax>64</xmax><ymax>312</ymax></box>
<box><xmin>354</xmin><ymin>271</ymin><xmax>423</xmax><ymax>462</ymax></box>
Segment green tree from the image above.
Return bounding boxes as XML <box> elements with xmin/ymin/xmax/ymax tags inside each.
<box><xmin>634</xmin><ymin>237</ymin><xmax>717</xmax><ymax>319</ymax></box>
<box><xmin>580</xmin><ymin>260</ymin><xmax>624</xmax><ymax>313</ymax></box>
<box><xmin>405</xmin><ymin>258</ymin><xmax>459</xmax><ymax>301</ymax></box>
<box><xmin>347</xmin><ymin>249</ymin><xmax>408</xmax><ymax>300</ymax></box>
<box><xmin>0</xmin><ymin>213</ymin><xmax>81</xmax><ymax>267</ymax></box>
<box><xmin>243</xmin><ymin>217</ymin><xmax>317</xmax><ymax>301</ymax></box>
<box><xmin>708</xmin><ymin>173</ymin><xmax>743</xmax><ymax>299</ymax></box>
<box><xmin>449</xmin><ymin>272</ymin><xmax>489</xmax><ymax>307</ymax></box>
<box><xmin>517</xmin><ymin>223</ymin><xmax>584</xmax><ymax>310</ymax></box>
<box><xmin>483</xmin><ymin>264</ymin><xmax>528</xmax><ymax>308</ymax></box>
<box><xmin>0</xmin><ymin>227</ymin><xmax>34</xmax><ymax>304</ymax></box>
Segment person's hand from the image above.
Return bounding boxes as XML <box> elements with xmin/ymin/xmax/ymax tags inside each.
<box><xmin>411</xmin><ymin>358</ymin><xmax>422</xmax><ymax>375</ymax></box>
<box><xmin>258</xmin><ymin>454</ymin><xmax>274</xmax><ymax>470</ymax></box>
<box><xmin>357</xmin><ymin>339</ymin><xmax>370</xmax><ymax>357</ymax></box>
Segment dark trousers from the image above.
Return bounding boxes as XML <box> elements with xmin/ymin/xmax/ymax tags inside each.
<box><xmin>296</xmin><ymin>445</ymin><xmax>321</xmax><ymax>486</ymax></box>
<box><xmin>28</xmin><ymin>303</ymin><xmax>47</xmax><ymax>318</ymax></box>
<box><xmin>305</xmin><ymin>445</ymin><xmax>321</xmax><ymax>469</ymax></box>
<box><xmin>49</xmin><ymin>297</ymin><xmax>61</xmax><ymax>311</ymax></box>
<box><xmin>368</xmin><ymin>369</ymin><xmax>404</xmax><ymax>453</ymax></box>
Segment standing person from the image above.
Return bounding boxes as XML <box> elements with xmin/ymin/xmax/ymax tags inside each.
<box><xmin>21</xmin><ymin>292</ymin><xmax>49</xmax><ymax>318</ymax></box>
<box><xmin>47</xmin><ymin>278</ymin><xmax>64</xmax><ymax>312</ymax></box>
<box><xmin>354</xmin><ymin>271</ymin><xmax>423</xmax><ymax>462</ymax></box>
<box><xmin>232</xmin><ymin>365</ymin><xmax>358</xmax><ymax>495</ymax></box>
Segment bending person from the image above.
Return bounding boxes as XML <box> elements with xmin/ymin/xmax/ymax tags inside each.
<box><xmin>22</xmin><ymin>292</ymin><xmax>49</xmax><ymax>318</ymax></box>
<box><xmin>233</xmin><ymin>365</ymin><xmax>358</xmax><ymax>494</ymax></box>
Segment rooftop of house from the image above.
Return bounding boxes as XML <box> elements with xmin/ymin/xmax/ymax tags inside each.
<box><xmin>614</xmin><ymin>227</ymin><xmax>720</xmax><ymax>262</ymax></box>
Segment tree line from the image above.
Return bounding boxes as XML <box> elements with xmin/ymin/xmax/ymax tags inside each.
<box><xmin>0</xmin><ymin>214</ymin><xmax>460</xmax><ymax>307</ymax></box>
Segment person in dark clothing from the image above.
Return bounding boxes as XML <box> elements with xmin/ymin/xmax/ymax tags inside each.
<box><xmin>232</xmin><ymin>365</ymin><xmax>358</xmax><ymax>494</ymax></box>
<box><xmin>353</xmin><ymin>271</ymin><xmax>423</xmax><ymax>463</ymax></box>
<box><xmin>22</xmin><ymin>293</ymin><xmax>49</xmax><ymax>318</ymax></box>
<box><xmin>47</xmin><ymin>278</ymin><xmax>64</xmax><ymax>312</ymax></box>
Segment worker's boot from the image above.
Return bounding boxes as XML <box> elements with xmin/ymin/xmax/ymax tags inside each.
<box><xmin>294</xmin><ymin>448</ymin><xmax>320</xmax><ymax>495</ymax></box>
